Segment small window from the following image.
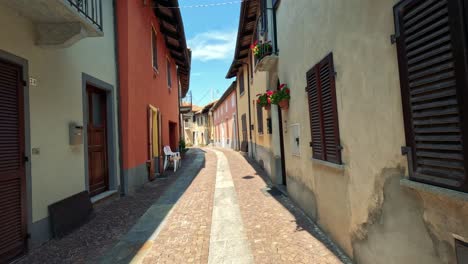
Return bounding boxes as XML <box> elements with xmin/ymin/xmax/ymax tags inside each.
<box><xmin>257</xmin><ymin>102</ymin><xmax>264</xmax><ymax>134</ymax></box>
<box><xmin>151</xmin><ymin>27</ymin><xmax>158</xmax><ymax>70</ymax></box>
<box><xmin>231</xmin><ymin>95</ymin><xmax>235</xmax><ymax>107</ymax></box>
<box><xmin>306</xmin><ymin>53</ymin><xmax>341</xmax><ymax>164</ymax></box>
<box><xmin>239</xmin><ymin>72</ymin><xmax>245</xmax><ymax>95</ymax></box>
<box><xmin>225</xmin><ymin>103</ymin><xmax>228</xmax><ymax>113</ymax></box>
<box><xmin>167</xmin><ymin>58</ymin><xmax>172</xmax><ymax>88</ymax></box>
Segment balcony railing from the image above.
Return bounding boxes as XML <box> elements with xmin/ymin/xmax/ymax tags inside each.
<box><xmin>68</xmin><ymin>0</ymin><xmax>103</xmax><ymax>31</ymax></box>
<box><xmin>180</xmin><ymin>91</ymin><xmax>193</xmax><ymax>114</ymax></box>
<box><xmin>253</xmin><ymin>6</ymin><xmax>278</xmax><ymax>72</ymax></box>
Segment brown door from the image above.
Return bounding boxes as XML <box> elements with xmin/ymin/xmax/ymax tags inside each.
<box><xmin>87</xmin><ymin>86</ymin><xmax>109</xmax><ymax>197</ymax></box>
<box><xmin>169</xmin><ymin>122</ymin><xmax>177</xmax><ymax>151</ymax></box>
<box><xmin>0</xmin><ymin>59</ymin><xmax>27</xmax><ymax>261</ymax></box>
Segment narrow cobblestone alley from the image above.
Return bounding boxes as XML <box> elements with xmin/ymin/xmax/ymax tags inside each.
<box><xmin>16</xmin><ymin>148</ymin><xmax>351</xmax><ymax>264</ymax></box>
<box><xmin>105</xmin><ymin>148</ymin><xmax>350</xmax><ymax>264</ymax></box>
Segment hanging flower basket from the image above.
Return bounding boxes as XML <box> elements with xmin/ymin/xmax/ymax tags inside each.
<box><xmin>256</xmin><ymin>90</ymin><xmax>273</xmax><ymax>110</ymax></box>
<box><xmin>278</xmin><ymin>99</ymin><xmax>289</xmax><ymax>110</ymax></box>
<box><xmin>271</xmin><ymin>83</ymin><xmax>291</xmax><ymax>110</ymax></box>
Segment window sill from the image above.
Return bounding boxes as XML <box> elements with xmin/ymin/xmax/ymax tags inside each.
<box><xmin>400</xmin><ymin>178</ymin><xmax>468</xmax><ymax>202</ymax></box>
<box><xmin>153</xmin><ymin>67</ymin><xmax>159</xmax><ymax>78</ymax></box>
<box><xmin>310</xmin><ymin>158</ymin><xmax>345</xmax><ymax>171</ymax></box>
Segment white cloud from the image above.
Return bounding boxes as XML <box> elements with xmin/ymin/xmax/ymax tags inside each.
<box><xmin>188</xmin><ymin>30</ymin><xmax>237</xmax><ymax>62</ymax></box>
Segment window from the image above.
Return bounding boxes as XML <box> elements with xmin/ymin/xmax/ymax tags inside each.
<box><xmin>231</xmin><ymin>95</ymin><xmax>235</xmax><ymax>107</ymax></box>
<box><xmin>394</xmin><ymin>0</ymin><xmax>468</xmax><ymax>192</ymax></box>
<box><xmin>257</xmin><ymin>102</ymin><xmax>264</xmax><ymax>134</ymax></box>
<box><xmin>306</xmin><ymin>53</ymin><xmax>341</xmax><ymax>164</ymax></box>
<box><xmin>167</xmin><ymin>58</ymin><xmax>172</xmax><ymax>88</ymax></box>
<box><xmin>152</xmin><ymin>27</ymin><xmax>158</xmax><ymax>70</ymax></box>
<box><xmin>225</xmin><ymin>103</ymin><xmax>228</xmax><ymax>113</ymax></box>
<box><xmin>239</xmin><ymin>72</ymin><xmax>245</xmax><ymax>95</ymax></box>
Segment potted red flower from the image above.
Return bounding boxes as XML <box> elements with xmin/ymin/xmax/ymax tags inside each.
<box><xmin>271</xmin><ymin>84</ymin><xmax>291</xmax><ymax>110</ymax></box>
<box><xmin>256</xmin><ymin>91</ymin><xmax>273</xmax><ymax>110</ymax></box>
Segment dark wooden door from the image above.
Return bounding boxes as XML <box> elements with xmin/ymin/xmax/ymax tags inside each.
<box><xmin>169</xmin><ymin>122</ymin><xmax>177</xmax><ymax>151</ymax></box>
<box><xmin>87</xmin><ymin>86</ymin><xmax>108</xmax><ymax>197</ymax></box>
<box><xmin>241</xmin><ymin>114</ymin><xmax>248</xmax><ymax>152</ymax></box>
<box><xmin>0</xmin><ymin>59</ymin><xmax>27</xmax><ymax>262</ymax></box>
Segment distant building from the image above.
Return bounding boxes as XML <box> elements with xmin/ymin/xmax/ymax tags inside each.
<box><xmin>212</xmin><ymin>82</ymin><xmax>239</xmax><ymax>150</ymax></box>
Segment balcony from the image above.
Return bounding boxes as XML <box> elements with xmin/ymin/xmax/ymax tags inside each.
<box><xmin>253</xmin><ymin>6</ymin><xmax>278</xmax><ymax>72</ymax></box>
<box><xmin>180</xmin><ymin>91</ymin><xmax>192</xmax><ymax>114</ymax></box>
<box><xmin>1</xmin><ymin>0</ymin><xmax>104</xmax><ymax>48</ymax></box>
<box><xmin>254</xmin><ymin>41</ymin><xmax>278</xmax><ymax>72</ymax></box>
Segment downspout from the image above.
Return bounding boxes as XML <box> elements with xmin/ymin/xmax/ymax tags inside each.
<box><xmin>246</xmin><ymin>63</ymin><xmax>253</xmax><ymax>158</ymax></box>
<box><xmin>113</xmin><ymin>0</ymin><xmax>125</xmax><ymax>196</ymax></box>
<box><xmin>235</xmin><ymin>85</ymin><xmax>240</xmax><ymax>151</ymax></box>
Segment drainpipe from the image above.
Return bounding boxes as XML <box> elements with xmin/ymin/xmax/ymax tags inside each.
<box><xmin>113</xmin><ymin>0</ymin><xmax>125</xmax><ymax>196</ymax></box>
<box><xmin>236</xmin><ymin>61</ymin><xmax>253</xmax><ymax>158</ymax></box>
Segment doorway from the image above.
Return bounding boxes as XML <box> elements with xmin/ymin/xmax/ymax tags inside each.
<box><xmin>0</xmin><ymin>58</ymin><xmax>27</xmax><ymax>262</ymax></box>
<box><xmin>169</xmin><ymin>121</ymin><xmax>177</xmax><ymax>151</ymax></box>
<box><xmin>86</xmin><ymin>85</ymin><xmax>109</xmax><ymax>197</ymax></box>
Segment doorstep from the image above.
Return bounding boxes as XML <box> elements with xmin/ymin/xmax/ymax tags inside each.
<box><xmin>91</xmin><ymin>190</ymin><xmax>119</xmax><ymax>204</ymax></box>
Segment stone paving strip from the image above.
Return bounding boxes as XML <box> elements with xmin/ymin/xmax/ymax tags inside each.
<box><xmin>100</xmin><ymin>149</ymin><xmax>207</xmax><ymax>264</ymax></box>
<box><xmin>219</xmin><ymin>148</ymin><xmax>353</xmax><ymax>264</ymax></box>
<box><xmin>208</xmin><ymin>149</ymin><xmax>254</xmax><ymax>264</ymax></box>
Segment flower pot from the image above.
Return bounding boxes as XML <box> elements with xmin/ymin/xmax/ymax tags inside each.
<box><xmin>264</xmin><ymin>104</ymin><xmax>271</xmax><ymax>111</ymax></box>
<box><xmin>279</xmin><ymin>99</ymin><xmax>289</xmax><ymax>110</ymax></box>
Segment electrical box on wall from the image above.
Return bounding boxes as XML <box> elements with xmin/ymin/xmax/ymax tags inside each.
<box><xmin>290</xmin><ymin>123</ymin><xmax>300</xmax><ymax>156</ymax></box>
<box><xmin>69</xmin><ymin>123</ymin><xmax>83</xmax><ymax>146</ymax></box>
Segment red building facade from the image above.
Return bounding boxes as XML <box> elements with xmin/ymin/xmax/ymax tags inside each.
<box><xmin>117</xmin><ymin>0</ymin><xmax>190</xmax><ymax>193</ymax></box>
<box><xmin>213</xmin><ymin>82</ymin><xmax>238</xmax><ymax>150</ymax></box>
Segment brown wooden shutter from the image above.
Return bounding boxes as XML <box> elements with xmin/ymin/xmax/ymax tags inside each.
<box><xmin>0</xmin><ymin>59</ymin><xmax>27</xmax><ymax>261</ymax></box>
<box><xmin>394</xmin><ymin>0</ymin><xmax>468</xmax><ymax>191</ymax></box>
<box><xmin>257</xmin><ymin>103</ymin><xmax>264</xmax><ymax>134</ymax></box>
<box><xmin>306</xmin><ymin>53</ymin><xmax>341</xmax><ymax>164</ymax></box>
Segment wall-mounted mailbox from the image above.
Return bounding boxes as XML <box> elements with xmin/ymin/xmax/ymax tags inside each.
<box><xmin>69</xmin><ymin>123</ymin><xmax>83</xmax><ymax>146</ymax></box>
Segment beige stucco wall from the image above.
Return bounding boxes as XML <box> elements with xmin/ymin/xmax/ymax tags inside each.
<box><xmin>275</xmin><ymin>0</ymin><xmax>468</xmax><ymax>263</ymax></box>
<box><xmin>236</xmin><ymin>65</ymin><xmax>251</xmax><ymax>150</ymax></box>
<box><xmin>0</xmin><ymin>2</ymin><xmax>118</xmax><ymax>222</ymax></box>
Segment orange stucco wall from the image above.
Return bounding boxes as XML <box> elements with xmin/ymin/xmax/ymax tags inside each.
<box><xmin>117</xmin><ymin>1</ymin><xmax>180</xmax><ymax>170</ymax></box>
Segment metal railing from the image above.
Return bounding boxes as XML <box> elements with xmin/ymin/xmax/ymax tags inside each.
<box><xmin>254</xmin><ymin>8</ymin><xmax>276</xmax><ymax>64</ymax></box>
<box><xmin>180</xmin><ymin>91</ymin><xmax>192</xmax><ymax>109</ymax></box>
<box><xmin>67</xmin><ymin>0</ymin><xmax>103</xmax><ymax>31</ymax></box>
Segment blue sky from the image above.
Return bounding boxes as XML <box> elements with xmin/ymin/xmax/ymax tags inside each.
<box><xmin>180</xmin><ymin>2</ymin><xmax>240</xmax><ymax>107</ymax></box>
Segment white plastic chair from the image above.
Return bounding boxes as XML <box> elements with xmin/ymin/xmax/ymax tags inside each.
<box><xmin>163</xmin><ymin>145</ymin><xmax>181</xmax><ymax>172</ymax></box>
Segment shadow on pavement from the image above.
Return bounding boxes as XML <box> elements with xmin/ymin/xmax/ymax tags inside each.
<box><xmin>238</xmin><ymin>152</ymin><xmax>353</xmax><ymax>264</ymax></box>
<box><xmin>99</xmin><ymin>148</ymin><xmax>206</xmax><ymax>264</ymax></box>
<box><xmin>16</xmin><ymin>148</ymin><xmax>206</xmax><ymax>264</ymax></box>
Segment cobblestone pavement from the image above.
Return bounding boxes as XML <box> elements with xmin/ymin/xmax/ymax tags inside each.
<box><xmin>14</xmin><ymin>149</ymin><xmax>202</xmax><ymax>264</ymax></box>
<box><xmin>219</xmin><ymin>149</ymin><xmax>349</xmax><ymax>264</ymax></box>
<box><xmin>17</xmin><ymin>148</ymin><xmax>350</xmax><ymax>264</ymax></box>
<box><xmin>141</xmin><ymin>150</ymin><xmax>217</xmax><ymax>264</ymax></box>
<box><xmin>133</xmin><ymin>148</ymin><xmax>350</xmax><ymax>264</ymax></box>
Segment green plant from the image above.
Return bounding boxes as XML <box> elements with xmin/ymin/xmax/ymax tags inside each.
<box><xmin>256</xmin><ymin>90</ymin><xmax>273</xmax><ymax>107</ymax></box>
<box><xmin>251</xmin><ymin>41</ymin><xmax>272</xmax><ymax>57</ymax></box>
<box><xmin>270</xmin><ymin>84</ymin><xmax>291</xmax><ymax>104</ymax></box>
<box><xmin>179</xmin><ymin>139</ymin><xmax>186</xmax><ymax>152</ymax></box>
